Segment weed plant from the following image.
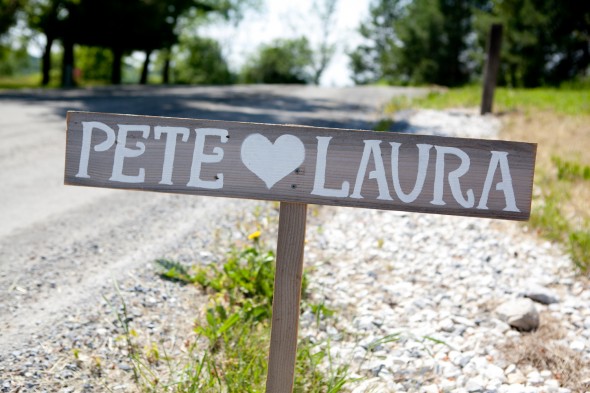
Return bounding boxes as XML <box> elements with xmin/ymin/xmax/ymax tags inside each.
<box><xmin>119</xmin><ymin>232</ymin><xmax>352</xmax><ymax>392</ymax></box>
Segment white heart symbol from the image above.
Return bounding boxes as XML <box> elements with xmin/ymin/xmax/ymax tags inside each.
<box><xmin>241</xmin><ymin>134</ymin><xmax>305</xmax><ymax>189</ymax></box>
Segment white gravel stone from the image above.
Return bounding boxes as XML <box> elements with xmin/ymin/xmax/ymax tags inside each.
<box><xmin>465</xmin><ymin>376</ymin><xmax>487</xmax><ymax>392</ymax></box>
<box><xmin>485</xmin><ymin>364</ymin><xmax>506</xmax><ymax>382</ymax></box>
<box><xmin>495</xmin><ymin>298</ymin><xmax>540</xmax><ymax>331</ymax></box>
<box><xmin>569</xmin><ymin>340</ymin><xmax>585</xmax><ymax>352</ymax></box>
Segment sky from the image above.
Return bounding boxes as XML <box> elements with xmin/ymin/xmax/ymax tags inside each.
<box><xmin>199</xmin><ymin>0</ymin><xmax>371</xmax><ymax>86</ymax></box>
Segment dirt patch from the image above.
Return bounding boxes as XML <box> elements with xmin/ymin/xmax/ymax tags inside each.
<box><xmin>499</xmin><ymin>111</ymin><xmax>590</xmax><ymax>222</ymax></box>
<box><xmin>499</xmin><ymin>312</ymin><xmax>590</xmax><ymax>390</ymax></box>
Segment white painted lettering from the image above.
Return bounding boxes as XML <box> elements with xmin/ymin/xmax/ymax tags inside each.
<box><xmin>431</xmin><ymin>146</ymin><xmax>474</xmax><ymax>208</ymax></box>
<box><xmin>76</xmin><ymin>121</ymin><xmax>116</xmax><ymax>178</ymax></box>
<box><xmin>350</xmin><ymin>140</ymin><xmax>392</xmax><ymax>200</ymax></box>
<box><xmin>110</xmin><ymin>124</ymin><xmax>150</xmax><ymax>183</ymax></box>
<box><xmin>477</xmin><ymin>151</ymin><xmax>520</xmax><ymax>212</ymax></box>
<box><xmin>311</xmin><ymin>137</ymin><xmax>350</xmax><ymax>198</ymax></box>
<box><xmin>390</xmin><ymin>142</ymin><xmax>432</xmax><ymax>203</ymax></box>
<box><xmin>187</xmin><ymin>128</ymin><xmax>228</xmax><ymax>189</ymax></box>
<box><xmin>154</xmin><ymin>126</ymin><xmax>190</xmax><ymax>185</ymax></box>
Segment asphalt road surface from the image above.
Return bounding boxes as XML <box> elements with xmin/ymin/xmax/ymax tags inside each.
<box><xmin>0</xmin><ymin>84</ymin><xmax>424</xmax><ymax>352</ymax></box>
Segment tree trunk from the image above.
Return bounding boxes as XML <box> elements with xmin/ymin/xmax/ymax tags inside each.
<box><xmin>61</xmin><ymin>38</ymin><xmax>75</xmax><ymax>88</ymax></box>
<box><xmin>162</xmin><ymin>48</ymin><xmax>171</xmax><ymax>84</ymax></box>
<box><xmin>139</xmin><ymin>50</ymin><xmax>152</xmax><ymax>84</ymax></box>
<box><xmin>111</xmin><ymin>47</ymin><xmax>123</xmax><ymax>85</ymax></box>
<box><xmin>42</xmin><ymin>35</ymin><xmax>54</xmax><ymax>86</ymax></box>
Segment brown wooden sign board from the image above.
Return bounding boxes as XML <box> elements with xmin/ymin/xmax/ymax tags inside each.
<box><xmin>65</xmin><ymin>111</ymin><xmax>536</xmax><ymax>220</ymax></box>
<box><xmin>64</xmin><ymin>111</ymin><xmax>537</xmax><ymax>393</ymax></box>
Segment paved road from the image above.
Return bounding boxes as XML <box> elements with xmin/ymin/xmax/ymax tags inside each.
<box><xmin>0</xmin><ymin>85</ymin><xmax>424</xmax><ymax>351</ymax></box>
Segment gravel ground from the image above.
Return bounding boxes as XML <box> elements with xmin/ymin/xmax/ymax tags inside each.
<box><xmin>1</xmin><ymin>89</ymin><xmax>589</xmax><ymax>392</ymax></box>
<box><xmin>299</xmin><ymin>110</ymin><xmax>590</xmax><ymax>393</ymax></box>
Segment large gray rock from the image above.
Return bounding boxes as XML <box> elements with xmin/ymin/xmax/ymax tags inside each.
<box><xmin>495</xmin><ymin>298</ymin><xmax>540</xmax><ymax>331</ymax></box>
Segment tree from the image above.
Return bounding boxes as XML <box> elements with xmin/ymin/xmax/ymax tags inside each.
<box><xmin>350</xmin><ymin>0</ymin><xmax>479</xmax><ymax>86</ymax></box>
<box><xmin>174</xmin><ymin>36</ymin><xmax>233</xmax><ymax>84</ymax></box>
<box><xmin>75</xmin><ymin>45</ymin><xmax>112</xmax><ymax>82</ymax></box>
<box><xmin>0</xmin><ymin>0</ymin><xmax>22</xmax><ymax>37</ymax></box>
<box><xmin>310</xmin><ymin>0</ymin><xmax>338</xmax><ymax>85</ymax></box>
<box><xmin>348</xmin><ymin>0</ymin><xmax>403</xmax><ymax>84</ymax></box>
<box><xmin>480</xmin><ymin>0</ymin><xmax>590</xmax><ymax>87</ymax></box>
<box><xmin>161</xmin><ymin>0</ymin><xmax>260</xmax><ymax>84</ymax></box>
<box><xmin>1</xmin><ymin>0</ymin><xmax>27</xmax><ymax>77</ymax></box>
<box><xmin>26</xmin><ymin>0</ymin><xmax>61</xmax><ymax>85</ymax></box>
<box><xmin>241</xmin><ymin>37</ymin><xmax>314</xmax><ymax>84</ymax></box>
<box><xmin>351</xmin><ymin>0</ymin><xmax>589</xmax><ymax>87</ymax></box>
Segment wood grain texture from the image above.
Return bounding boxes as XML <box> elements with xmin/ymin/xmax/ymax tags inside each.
<box><xmin>64</xmin><ymin>111</ymin><xmax>537</xmax><ymax>220</ymax></box>
<box><xmin>265</xmin><ymin>202</ymin><xmax>307</xmax><ymax>393</ymax></box>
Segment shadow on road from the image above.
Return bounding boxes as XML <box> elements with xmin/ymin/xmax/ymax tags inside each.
<box><xmin>0</xmin><ymin>85</ymin><xmax>400</xmax><ymax>130</ymax></box>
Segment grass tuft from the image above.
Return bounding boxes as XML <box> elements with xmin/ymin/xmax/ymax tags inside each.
<box><xmin>128</xmin><ymin>233</ymin><xmax>353</xmax><ymax>392</ymax></box>
<box><xmin>500</xmin><ymin>313</ymin><xmax>589</xmax><ymax>390</ymax></box>
<box><xmin>385</xmin><ymin>86</ymin><xmax>590</xmax><ymax>116</ymax></box>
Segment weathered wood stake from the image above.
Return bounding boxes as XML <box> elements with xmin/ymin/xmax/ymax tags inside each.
<box><xmin>266</xmin><ymin>202</ymin><xmax>308</xmax><ymax>393</ymax></box>
<box><xmin>481</xmin><ymin>24</ymin><xmax>503</xmax><ymax>115</ymax></box>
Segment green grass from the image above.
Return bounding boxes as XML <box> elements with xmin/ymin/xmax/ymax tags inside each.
<box><xmin>118</xmin><ymin>235</ymin><xmax>352</xmax><ymax>392</ymax></box>
<box><xmin>0</xmin><ymin>73</ymin><xmax>45</xmax><ymax>90</ymax></box>
<box><xmin>531</xmin><ymin>159</ymin><xmax>590</xmax><ymax>273</ymax></box>
<box><xmin>386</xmin><ymin>85</ymin><xmax>590</xmax><ymax>116</ymax></box>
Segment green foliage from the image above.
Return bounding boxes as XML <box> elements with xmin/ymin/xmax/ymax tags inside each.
<box><xmin>75</xmin><ymin>45</ymin><xmax>113</xmax><ymax>83</ymax></box>
<box><xmin>241</xmin><ymin>37</ymin><xmax>314</xmax><ymax>84</ymax></box>
<box><xmin>0</xmin><ymin>73</ymin><xmax>40</xmax><ymax>90</ymax></box>
<box><xmin>174</xmin><ymin>37</ymin><xmax>233</xmax><ymax>85</ymax></box>
<box><xmin>480</xmin><ymin>0</ymin><xmax>590</xmax><ymax>87</ymax></box>
<box><xmin>348</xmin><ymin>0</ymin><xmax>402</xmax><ymax>85</ymax></box>
<box><xmin>570</xmin><ymin>231</ymin><xmax>590</xmax><ymax>274</ymax></box>
<box><xmin>350</xmin><ymin>0</ymin><xmax>482</xmax><ymax>86</ymax></box>
<box><xmin>0</xmin><ymin>0</ymin><xmax>22</xmax><ymax>37</ymax></box>
<box><xmin>0</xmin><ymin>46</ymin><xmax>36</xmax><ymax>76</ymax></box>
<box><xmin>529</xmin><ymin>166</ymin><xmax>590</xmax><ymax>273</ymax></box>
<box><xmin>373</xmin><ymin>118</ymin><xmax>394</xmax><ymax>132</ymax></box>
<box><xmin>193</xmin><ymin>244</ymin><xmax>276</xmax><ymax>322</ymax></box>
<box><xmin>529</xmin><ymin>177</ymin><xmax>570</xmax><ymax>242</ymax></box>
<box><xmin>148</xmin><ymin>237</ymin><xmax>351</xmax><ymax>392</ymax></box>
<box><xmin>552</xmin><ymin>156</ymin><xmax>590</xmax><ymax>182</ymax></box>
<box><xmin>155</xmin><ymin>259</ymin><xmax>196</xmax><ymax>284</ymax></box>
<box><xmin>351</xmin><ymin>0</ymin><xmax>590</xmax><ymax>87</ymax></box>
<box><xmin>22</xmin><ymin>0</ymin><xmax>257</xmax><ymax>86</ymax></box>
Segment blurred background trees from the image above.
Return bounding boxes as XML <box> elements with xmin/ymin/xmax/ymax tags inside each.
<box><xmin>241</xmin><ymin>37</ymin><xmax>314</xmax><ymax>84</ymax></box>
<box><xmin>0</xmin><ymin>0</ymin><xmax>588</xmax><ymax>88</ymax></box>
<box><xmin>350</xmin><ymin>0</ymin><xmax>589</xmax><ymax>87</ymax></box>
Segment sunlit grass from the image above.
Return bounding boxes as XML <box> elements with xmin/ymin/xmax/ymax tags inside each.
<box><xmin>117</xmin><ymin>232</ymin><xmax>353</xmax><ymax>392</ymax></box>
<box><xmin>386</xmin><ymin>85</ymin><xmax>590</xmax><ymax>116</ymax></box>
<box><xmin>0</xmin><ymin>73</ymin><xmax>44</xmax><ymax>90</ymax></box>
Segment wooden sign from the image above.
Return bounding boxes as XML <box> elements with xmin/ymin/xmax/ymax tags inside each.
<box><xmin>64</xmin><ymin>110</ymin><xmax>537</xmax><ymax>393</ymax></box>
<box><xmin>65</xmin><ymin>111</ymin><xmax>536</xmax><ymax>220</ymax></box>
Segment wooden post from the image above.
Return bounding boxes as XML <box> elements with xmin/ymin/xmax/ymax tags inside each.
<box><xmin>266</xmin><ymin>202</ymin><xmax>308</xmax><ymax>393</ymax></box>
<box><xmin>481</xmin><ymin>24</ymin><xmax>503</xmax><ymax>115</ymax></box>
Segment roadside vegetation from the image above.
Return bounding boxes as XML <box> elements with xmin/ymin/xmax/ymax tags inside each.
<box><xmin>383</xmin><ymin>85</ymin><xmax>590</xmax><ymax>274</ymax></box>
<box><xmin>111</xmin><ymin>229</ymin><xmax>352</xmax><ymax>392</ymax></box>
